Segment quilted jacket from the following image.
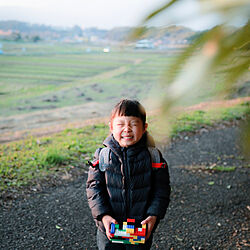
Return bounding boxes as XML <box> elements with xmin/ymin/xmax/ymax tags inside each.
<box><xmin>86</xmin><ymin>132</ymin><xmax>171</xmax><ymax>233</ymax></box>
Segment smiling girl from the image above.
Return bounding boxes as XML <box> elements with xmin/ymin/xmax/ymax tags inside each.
<box><xmin>86</xmin><ymin>99</ymin><xmax>171</xmax><ymax>249</ymax></box>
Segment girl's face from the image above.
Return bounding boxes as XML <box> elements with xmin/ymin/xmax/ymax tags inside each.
<box><xmin>110</xmin><ymin>115</ymin><xmax>147</xmax><ymax>147</ymax></box>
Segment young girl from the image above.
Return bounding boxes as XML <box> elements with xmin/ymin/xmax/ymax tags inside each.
<box><xmin>86</xmin><ymin>99</ymin><xmax>171</xmax><ymax>249</ymax></box>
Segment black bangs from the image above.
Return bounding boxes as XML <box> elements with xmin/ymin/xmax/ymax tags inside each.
<box><xmin>111</xmin><ymin>99</ymin><xmax>146</xmax><ymax>126</ymax></box>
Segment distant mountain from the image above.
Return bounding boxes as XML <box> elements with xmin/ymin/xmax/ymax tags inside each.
<box><xmin>128</xmin><ymin>25</ymin><xmax>196</xmax><ymax>45</ymax></box>
<box><xmin>135</xmin><ymin>25</ymin><xmax>195</xmax><ymax>39</ymax></box>
<box><xmin>0</xmin><ymin>20</ymin><xmax>84</xmax><ymax>41</ymax></box>
<box><xmin>82</xmin><ymin>27</ymin><xmax>108</xmax><ymax>40</ymax></box>
<box><xmin>0</xmin><ymin>20</ymin><xmax>55</xmax><ymax>33</ymax></box>
<box><xmin>106</xmin><ymin>27</ymin><xmax>132</xmax><ymax>41</ymax></box>
<box><xmin>0</xmin><ymin>20</ymin><xmax>198</xmax><ymax>45</ymax></box>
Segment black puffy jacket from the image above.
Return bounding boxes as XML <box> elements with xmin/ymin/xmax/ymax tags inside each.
<box><xmin>86</xmin><ymin>133</ymin><xmax>171</xmax><ymax>233</ymax></box>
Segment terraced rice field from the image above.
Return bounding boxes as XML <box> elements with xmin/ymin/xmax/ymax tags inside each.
<box><xmin>0</xmin><ymin>42</ymin><xmax>177</xmax><ymax>117</ymax></box>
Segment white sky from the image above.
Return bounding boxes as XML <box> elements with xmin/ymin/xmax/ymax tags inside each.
<box><xmin>0</xmin><ymin>0</ymin><xmax>221</xmax><ymax>30</ymax></box>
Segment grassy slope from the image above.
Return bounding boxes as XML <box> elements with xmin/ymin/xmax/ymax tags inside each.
<box><xmin>0</xmin><ymin>102</ymin><xmax>249</xmax><ymax>191</ymax></box>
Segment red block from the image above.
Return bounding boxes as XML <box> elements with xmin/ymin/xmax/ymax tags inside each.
<box><xmin>127</xmin><ymin>218</ymin><xmax>135</xmax><ymax>223</ymax></box>
<box><xmin>134</xmin><ymin>228</ymin><xmax>146</xmax><ymax>237</ymax></box>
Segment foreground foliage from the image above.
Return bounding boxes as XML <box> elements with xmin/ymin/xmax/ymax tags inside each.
<box><xmin>133</xmin><ymin>0</ymin><xmax>250</xmax><ymax>155</ymax></box>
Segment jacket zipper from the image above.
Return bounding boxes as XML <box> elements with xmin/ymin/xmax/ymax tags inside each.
<box><xmin>123</xmin><ymin>148</ymin><xmax>131</xmax><ymax>218</ymax></box>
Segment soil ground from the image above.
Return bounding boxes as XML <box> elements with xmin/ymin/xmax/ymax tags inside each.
<box><xmin>0</xmin><ymin>123</ymin><xmax>249</xmax><ymax>249</ymax></box>
<box><xmin>1</xmin><ymin>97</ymin><xmax>249</xmax><ymax>143</ymax></box>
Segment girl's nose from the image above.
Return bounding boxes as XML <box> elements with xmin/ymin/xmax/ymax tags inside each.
<box><xmin>124</xmin><ymin>124</ymin><xmax>132</xmax><ymax>132</ymax></box>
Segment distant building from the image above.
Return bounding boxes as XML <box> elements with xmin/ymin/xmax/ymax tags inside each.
<box><xmin>103</xmin><ymin>47</ymin><xmax>110</xmax><ymax>53</ymax></box>
<box><xmin>135</xmin><ymin>39</ymin><xmax>154</xmax><ymax>49</ymax></box>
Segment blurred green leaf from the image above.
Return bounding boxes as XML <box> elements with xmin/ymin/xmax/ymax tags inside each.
<box><xmin>128</xmin><ymin>26</ymin><xmax>149</xmax><ymax>41</ymax></box>
<box><xmin>144</xmin><ymin>0</ymin><xmax>177</xmax><ymax>22</ymax></box>
<box><xmin>133</xmin><ymin>0</ymin><xmax>250</xmax><ymax>157</ymax></box>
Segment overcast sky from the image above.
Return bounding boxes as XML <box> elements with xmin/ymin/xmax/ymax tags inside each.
<box><xmin>0</xmin><ymin>0</ymin><xmax>221</xmax><ymax>30</ymax></box>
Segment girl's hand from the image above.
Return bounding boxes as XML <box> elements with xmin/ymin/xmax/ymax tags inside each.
<box><xmin>102</xmin><ymin>215</ymin><xmax>117</xmax><ymax>240</ymax></box>
<box><xmin>141</xmin><ymin>215</ymin><xmax>157</xmax><ymax>240</ymax></box>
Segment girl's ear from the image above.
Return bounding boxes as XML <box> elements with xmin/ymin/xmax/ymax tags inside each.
<box><xmin>144</xmin><ymin>123</ymin><xmax>148</xmax><ymax>132</ymax></box>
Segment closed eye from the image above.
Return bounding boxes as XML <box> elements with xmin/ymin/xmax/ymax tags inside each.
<box><xmin>131</xmin><ymin>122</ymin><xmax>139</xmax><ymax>126</ymax></box>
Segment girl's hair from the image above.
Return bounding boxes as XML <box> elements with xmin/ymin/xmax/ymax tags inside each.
<box><xmin>110</xmin><ymin>99</ymin><xmax>146</xmax><ymax>126</ymax></box>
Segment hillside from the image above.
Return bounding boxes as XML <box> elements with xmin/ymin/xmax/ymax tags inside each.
<box><xmin>0</xmin><ymin>20</ymin><xmax>196</xmax><ymax>44</ymax></box>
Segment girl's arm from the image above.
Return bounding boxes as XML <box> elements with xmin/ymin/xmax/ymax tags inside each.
<box><xmin>86</xmin><ymin>149</ymin><xmax>113</xmax><ymax>221</ymax></box>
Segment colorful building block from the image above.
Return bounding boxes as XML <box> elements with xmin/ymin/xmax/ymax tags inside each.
<box><xmin>127</xmin><ymin>218</ymin><xmax>135</xmax><ymax>223</ymax></box>
<box><xmin>110</xmin><ymin>218</ymin><xmax>147</xmax><ymax>245</ymax></box>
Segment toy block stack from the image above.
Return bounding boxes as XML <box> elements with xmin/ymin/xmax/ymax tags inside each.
<box><xmin>110</xmin><ymin>218</ymin><xmax>146</xmax><ymax>245</ymax></box>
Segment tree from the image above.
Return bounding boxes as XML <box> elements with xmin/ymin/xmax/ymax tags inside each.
<box><xmin>133</xmin><ymin>0</ymin><xmax>250</xmax><ymax>155</ymax></box>
<box><xmin>13</xmin><ymin>32</ymin><xmax>22</xmax><ymax>41</ymax></box>
<box><xmin>32</xmin><ymin>35</ymin><xmax>41</xmax><ymax>43</ymax></box>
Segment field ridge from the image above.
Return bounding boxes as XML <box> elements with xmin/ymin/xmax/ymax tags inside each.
<box><xmin>1</xmin><ymin>96</ymin><xmax>249</xmax><ymax>143</ymax></box>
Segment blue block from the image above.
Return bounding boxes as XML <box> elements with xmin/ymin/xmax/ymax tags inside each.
<box><xmin>110</xmin><ymin>223</ymin><xmax>115</xmax><ymax>234</ymax></box>
<box><xmin>127</xmin><ymin>225</ymin><xmax>134</xmax><ymax>229</ymax></box>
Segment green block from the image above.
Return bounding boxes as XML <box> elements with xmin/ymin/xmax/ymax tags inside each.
<box><xmin>110</xmin><ymin>238</ymin><xmax>139</xmax><ymax>245</ymax></box>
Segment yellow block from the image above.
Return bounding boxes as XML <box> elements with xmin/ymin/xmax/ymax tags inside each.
<box><xmin>126</xmin><ymin>228</ymin><xmax>134</xmax><ymax>234</ymax></box>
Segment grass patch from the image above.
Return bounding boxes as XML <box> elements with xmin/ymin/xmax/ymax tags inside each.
<box><xmin>211</xmin><ymin>166</ymin><xmax>236</xmax><ymax>172</ymax></box>
<box><xmin>43</xmin><ymin>149</ymin><xmax>69</xmax><ymax>166</ymax></box>
<box><xmin>150</xmin><ymin>102</ymin><xmax>250</xmax><ymax>138</ymax></box>
<box><xmin>171</xmin><ymin>110</ymin><xmax>212</xmax><ymax>136</ymax></box>
<box><xmin>0</xmin><ymin>124</ymin><xmax>108</xmax><ymax>191</ymax></box>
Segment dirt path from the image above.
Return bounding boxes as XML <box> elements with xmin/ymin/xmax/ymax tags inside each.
<box><xmin>1</xmin><ymin>97</ymin><xmax>249</xmax><ymax>143</ymax></box>
<box><xmin>0</xmin><ymin>124</ymin><xmax>249</xmax><ymax>249</ymax></box>
<box><xmin>0</xmin><ymin>102</ymin><xmax>113</xmax><ymax>143</ymax></box>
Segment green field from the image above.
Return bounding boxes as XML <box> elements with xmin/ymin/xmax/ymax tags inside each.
<box><xmin>0</xmin><ymin>42</ymin><xmax>180</xmax><ymax>117</ymax></box>
<box><xmin>1</xmin><ymin>41</ymin><xmax>247</xmax><ymax>118</ymax></box>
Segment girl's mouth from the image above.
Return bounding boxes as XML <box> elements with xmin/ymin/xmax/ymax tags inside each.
<box><xmin>122</xmin><ymin>136</ymin><xmax>133</xmax><ymax>139</ymax></box>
